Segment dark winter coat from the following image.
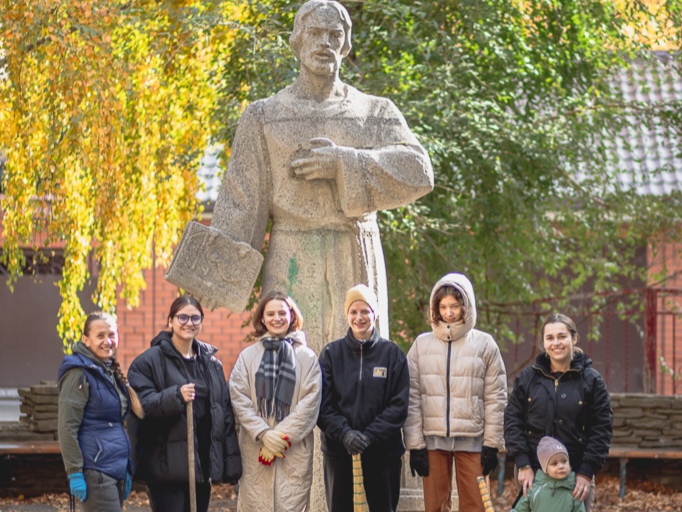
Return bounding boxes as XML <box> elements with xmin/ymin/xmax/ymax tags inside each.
<box><xmin>127</xmin><ymin>331</ymin><xmax>242</xmax><ymax>484</ymax></box>
<box><xmin>317</xmin><ymin>328</ymin><xmax>409</xmax><ymax>458</ymax></box>
<box><xmin>57</xmin><ymin>342</ymin><xmax>132</xmax><ymax>481</ymax></box>
<box><xmin>504</xmin><ymin>352</ymin><xmax>613</xmax><ymax>479</ymax></box>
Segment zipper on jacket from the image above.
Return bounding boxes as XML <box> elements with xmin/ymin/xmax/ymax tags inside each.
<box><xmin>534</xmin><ymin>366</ymin><xmax>580</xmax><ymax>436</ymax></box>
<box><xmin>359</xmin><ymin>342</ymin><xmax>364</xmax><ymax>381</ymax></box>
<box><xmin>446</xmin><ymin>339</ymin><xmax>452</xmax><ymax>437</ymax></box>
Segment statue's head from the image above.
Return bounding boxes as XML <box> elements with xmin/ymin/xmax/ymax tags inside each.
<box><xmin>290</xmin><ymin>0</ymin><xmax>352</xmax><ymax>60</ymax></box>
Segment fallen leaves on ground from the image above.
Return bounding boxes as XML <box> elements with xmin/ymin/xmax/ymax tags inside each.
<box><xmin>0</xmin><ymin>478</ymin><xmax>680</xmax><ymax>511</ymax></box>
<box><xmin>493</xmin><ymin>475</ymin><xmax>682</xmax><ymax>511</ymax></box>
<box><xmin>0</xmin><ymin>484</ymin><xmax>237</xmax><ymax>511</ymax></box>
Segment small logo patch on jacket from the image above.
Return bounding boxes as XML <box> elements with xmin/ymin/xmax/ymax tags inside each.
<box><xmin>373</xmin><ymin>367</ymin><xmax>387</xmax><ymax>378</ymax></box>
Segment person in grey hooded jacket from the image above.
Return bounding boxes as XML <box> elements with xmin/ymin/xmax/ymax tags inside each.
<box><xmin>403</xmin><ymin>273</ymin><xmax>507</xmax><ymax>512</ymax></box>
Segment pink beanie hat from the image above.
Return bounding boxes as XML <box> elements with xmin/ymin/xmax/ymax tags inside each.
<box><xmin>537</xmin><ymin>436</ymin><xmax>569</xmax><ymax>473</ymax></box>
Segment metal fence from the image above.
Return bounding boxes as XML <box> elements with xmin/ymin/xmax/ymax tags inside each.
<box><xmin>496</xmin><ymin>288</ymin><xmax>681</xmax><ymax>395</ymax></box>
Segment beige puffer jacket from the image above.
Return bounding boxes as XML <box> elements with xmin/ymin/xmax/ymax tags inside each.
<box><xmin>229</xmin><ymin>331</ymin><xmax>321</xmax><ymax>512</ymax></box>
<box><xmin>403</xmin><ymin>273</ymin><xmax>507</xmax><ymax>451</ymax></box>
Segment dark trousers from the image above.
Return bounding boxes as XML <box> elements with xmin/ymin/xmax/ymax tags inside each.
<box><xmin>82</xmin><ymin>469</ymin><xmax>124</xmax><ymax>512</ymax></box>
<box><xmin>147</xmin><ymin>481</ymin><xmax>211</xmax><ymax>512</ymax></box>
<box><xmin>323</xmin><ymin>452</ymin><xmax>402</xmax><ymax>512</ymax></box>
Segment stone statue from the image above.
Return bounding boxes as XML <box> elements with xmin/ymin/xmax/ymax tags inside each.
<box><xmin>167</xmin><ymin>0</ymin><xmax>433</xmax><ymax>355</ymax></box>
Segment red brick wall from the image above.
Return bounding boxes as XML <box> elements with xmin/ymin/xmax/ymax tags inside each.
<box><xmin>647</xmin><ymin>241</ymin><xmax>682</xmax><ymax>395</ymax></box>
<box><xmin>115</xmin><ymin>263</ymin><xmax>252</xmax><ymax>379</ymax></box>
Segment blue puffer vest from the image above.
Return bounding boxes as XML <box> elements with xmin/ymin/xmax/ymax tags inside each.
<box><xmin>57</xmin><ymin>352</ymin><xmax>131</xmax><ymax>481</ymax></box>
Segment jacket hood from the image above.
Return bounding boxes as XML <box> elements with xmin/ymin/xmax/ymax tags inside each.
<box><xmin>73</xmin><ymin>341</ymin><xmax>108</xmax><ymax>366</ymax></box>
<box><xmin>429</xmin><ymin>273</ymin><xmax>477</xmax><ymax>332</ymax></box>
<box><xmin>57</xmin><ymin>342</ymin><xmax>110</xmax><ymax>383</ymax></box>
<box><xmin>150</xmin><ymin>330</ymin><xmax>218</xmax><ymax>358</ymax></box>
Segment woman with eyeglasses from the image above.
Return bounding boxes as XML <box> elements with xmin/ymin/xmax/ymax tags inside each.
<box><xmin>128</xmin><ymin>295</ymin><xmax>242</xmax><ymax>512</ymax></box>
<box><xmin>229</xmin><ymin>291</ymin><xmax>322</xmax><ymax>511</ymax></box>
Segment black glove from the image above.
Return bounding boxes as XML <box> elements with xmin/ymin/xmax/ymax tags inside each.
<box><xmin>409</xmin><ymin>448</ymin><xmax>429</xmax><ymax>477</ymax></box>
<box><xmin>342</xmin><ymin>430</ymin><xmax>370</xmax><ymax>455</ymax></box>
<box><xmin>481</xmin><ymin>446</ymin><xmax>499</xmax><ymax>476</ymax></box>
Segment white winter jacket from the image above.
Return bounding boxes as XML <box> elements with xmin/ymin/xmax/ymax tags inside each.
<box><xmin>403</xmin><ymin>273</ymin><xmax>507</xmax><ymax>451</ymax></box>
<box><xmin>229</xmin><ymin>331</ymin><xmax>322</xmax><ymax>512</ymax></box>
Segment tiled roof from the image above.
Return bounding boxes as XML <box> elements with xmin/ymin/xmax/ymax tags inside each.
<box><xmin>196</xmin><ymin>144</ymin><xmax>223</xmax><ymax>203</ymax></box>
<box><xmin>609</xmin><ymin>52</ymin><xmax>682</xmax><ymax>195</ymax></box>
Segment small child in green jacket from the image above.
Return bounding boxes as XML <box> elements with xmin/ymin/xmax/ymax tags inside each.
<box><xmin>512</xmin><ymin>436</ymin><xmax>586</xmax><ymax>512</ymax></box>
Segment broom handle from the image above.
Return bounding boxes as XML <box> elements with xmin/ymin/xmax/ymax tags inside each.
<box><xmin>352</xmin><ymin>453</ymin><xmax>367</xmax><ymax>512</ymax></box>
<box><xmin>187</xmin><ymin>400</ymin><xmax>197</xmax><ymax>512</ymax></box>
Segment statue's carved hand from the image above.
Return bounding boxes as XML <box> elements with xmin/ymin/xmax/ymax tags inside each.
<box><xmin>291</xmin><ymin>137</ymin><xmax>351</xmax><ymax>181</ymax></box>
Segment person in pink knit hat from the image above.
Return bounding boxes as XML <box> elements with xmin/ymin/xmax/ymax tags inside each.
<box><xmin>512</xmin><ymin>436</ymin><xmax>586</xmax><ymax>512</ymax></box>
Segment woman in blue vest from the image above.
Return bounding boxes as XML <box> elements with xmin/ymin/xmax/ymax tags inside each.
<box><xmin>58</xmin><ymin>312</ymin><xmax>144</xmax><ymax>512</ymax></box>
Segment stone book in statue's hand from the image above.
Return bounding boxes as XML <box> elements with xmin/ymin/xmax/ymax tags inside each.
<box><xmin>165</xmin><ymin>221</ymin><xmax>263</xmax><ymax>312</ymax></box>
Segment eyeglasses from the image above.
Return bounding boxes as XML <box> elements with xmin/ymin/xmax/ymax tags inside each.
<box><xmin>175</xmin><ymin>314</ymin><xmax>203</xmax><ymax>326</ymax></box>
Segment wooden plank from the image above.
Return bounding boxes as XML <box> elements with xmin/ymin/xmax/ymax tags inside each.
<box><xmin>608</xmin><ymin>447</ymin><xmax>682</xmax><ymax>459</ymax></box>
<box><xmin>0</xmin><ymin>441</ymin><xmax>61</xmax><ymax>455</ymax></box>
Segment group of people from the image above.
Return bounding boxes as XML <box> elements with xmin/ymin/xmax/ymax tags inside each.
<box><xmin>57</xmin><ymin>271</ymin><xmax>613</xmax><ymax>512</ymax></box>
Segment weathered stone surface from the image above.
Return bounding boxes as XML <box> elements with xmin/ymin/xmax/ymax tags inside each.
<box><xmin>24</xmin><ymin>393</ymin><xmax>58</xmax><ymax>406</ymax></box>
<box><xmin>628</xmin><ymin>418</ymin><xmax>671</xmax><ymax>428</ymax></box>
<box><xmin>613</xmin><ymin>407</ymin><xmax>644</xmax><ymax>418</ymax></box>
<box><xmin>168</xmin><ymin>5</ymin><xmax>434</xmax><ymax>510</ymax></box>
<box><xmin>165</xmin><ymin>222</ymin><xmax>263</xmax><ymax>312</ymax></box>
<box><xmin>168</xmin><ymin>2</ymin><xmax>433</xmax><ymax>357</ymax></box>
<box><xmin>616</xmin><ymin>396</ymin><xmax>672</xmax><ymax>409</ymax></box>
<box><xmin>29</xmin><ymin>384</ymin><xmax>58</xmax><ymax>396</ymax></box>
<box><xmin>640</xmin><ymin>440</ymin><xmax>678</xmax><ymax>448</ymax></box>
<box><xmin>30</xmin><ymin>419</ymin><xmax>58</xmax><ymax>433</ymax></box>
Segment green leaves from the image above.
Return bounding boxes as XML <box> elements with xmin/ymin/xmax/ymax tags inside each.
<box><xmin>3</xmin><ymin>0</ymin><xmax>681</xmax><ymax>351</ymax></box>
<box><xmin>213</xmin><ymin>0</ymin><xmax>682</xmax><ymax>347</ymax></box>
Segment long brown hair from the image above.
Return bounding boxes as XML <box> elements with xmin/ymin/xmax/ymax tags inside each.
<box><xmin>83</xmin><ymin>312</ymin><xmax>145</xmax><ymax>419</ymax></box>
<box><xmin>252</xmin><ymin>291</ymin><xmax>304</xmax><ymax>337</ymax></box>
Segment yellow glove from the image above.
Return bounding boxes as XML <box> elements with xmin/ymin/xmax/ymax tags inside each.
<box><xmin>262</xmin><ymin>429</ymin><xmax>291</xmax><ymax>456</ymax></box>
<box><xmin>258</xmin><ymin>445</ymin><xmax>285</xmax><ymax>466</ymax></box>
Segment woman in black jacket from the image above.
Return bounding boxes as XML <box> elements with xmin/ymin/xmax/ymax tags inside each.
<box><xmin>128</xmin><ymin>295</ymin><xmax>242</xmax><ymax>512</ymax></box>
<box><xmin>504</xmin><ymin>313</ymin><xmax>613</xmax><ymax>512</ymax></box>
